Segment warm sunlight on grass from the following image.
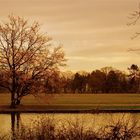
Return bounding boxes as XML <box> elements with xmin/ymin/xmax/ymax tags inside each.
<box><xmin>0</xmin><ymin>93</ymin><xmax>140</xmax><ymax>110</ymax></box>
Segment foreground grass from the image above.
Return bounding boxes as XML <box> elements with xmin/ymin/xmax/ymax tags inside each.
<box><xmin>0</xmin><ymin>93</ymin><xmax>140</xmax><ymax>111</ymax></box>
<box><xmin>1</xmin><ymin>115</ymin><xmax>140</xmax><ymax>140</ymax></box>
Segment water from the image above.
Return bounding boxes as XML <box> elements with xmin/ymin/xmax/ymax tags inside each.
<box><xmin>0</xmin><ymin>113</ymin><xmax>140</xmax><ymax>134</ymax></box>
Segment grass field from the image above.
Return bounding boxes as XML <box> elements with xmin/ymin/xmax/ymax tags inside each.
<box><xmin>0</xmin><ymin>93</ymin><xmax>140</xmax><ymax>112</ymax></box>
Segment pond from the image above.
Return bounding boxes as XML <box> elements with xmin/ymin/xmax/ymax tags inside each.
<box><xmin>0</xmin><ymin>113</ymin><xmax>140</xmax><ymax>134</ymax></box>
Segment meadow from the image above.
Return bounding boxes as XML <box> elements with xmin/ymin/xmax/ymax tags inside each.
<box><xmin>0</xmin><ymin>93</ymin><xmax>140</xmax><ymax>112</ymax></box>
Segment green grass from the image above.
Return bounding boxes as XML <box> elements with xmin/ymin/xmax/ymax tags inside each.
<box><xmin>0</xmin><ymin>93</ymin><xmax>140</xmax><ymax>111</ymax></box>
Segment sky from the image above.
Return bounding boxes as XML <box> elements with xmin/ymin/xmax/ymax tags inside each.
<box><xmin>0</xmin><ymin>0</ymin><xmax>140</xmax><ymax>72</ymax></box>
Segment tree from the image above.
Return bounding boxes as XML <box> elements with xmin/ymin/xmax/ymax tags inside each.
<box><xmin>105</xmin><ymin>70</ymin><xmax>120</xmax><ymax>93</ymax></box>
<box><xmin>0</xmin><ymin>15</ymin><xmax>66</xmax><ymax>108</ymax></box>
<box><xmin>128</xmin><ymin>64</ymin><xmax>139</xmax><ymax>77</ymax></box>
<box><xmin>71</xmin><ymin>73</ymin><xmax>87</xmax><ymax>93</ymax></box>
<box><xmin>61</xmin><ymin>71</ymin><xmax>74</xmax><ymax>93</ymax></box>
<box><xmin>128</xmin><ymin>4</ymin><xmax>140</xmax><ymax>39</ymax></box>
<box><xmin>88</xmin><ymin>70</ymin><xmax>106</xmax><ymax>93</ymax></box>
<box><xmin>128</xmin><ymin>64</ymin><xmax>140</xmax><ymax>92</ymax></box>
<box><xmin>101</xmin><ymin>66</ymin><xmax>114</xmax><ymax>75</ymax></box>
<box><xmin>45</xmin><ymin>70</ymin><xmax>66</xmax><ymax>93</ymax></box>
<box><xmin>71</xmin><ymin>73</ymin><xmax>81</xmax><ymax>93</ymax></box>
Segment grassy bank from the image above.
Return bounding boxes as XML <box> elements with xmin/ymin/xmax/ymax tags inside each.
<box><xmin>0</xmin><ymin>94</ymin><xmax>140</xmax><ymax>112</ymax></box>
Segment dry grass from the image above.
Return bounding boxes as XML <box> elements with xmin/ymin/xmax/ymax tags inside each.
<box><xmin>0</xmin><ymin>93</ymin><xmax>140</xmax><ymax>111</ymax></box>
<box><xmin>1</xmin><ymin>114</ymin><xmax>139</xmax><ymax>140</ymax></box>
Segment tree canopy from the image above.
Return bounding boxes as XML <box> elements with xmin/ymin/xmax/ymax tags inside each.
<box><xmin>0</xmin><ymin>15</ymin><xmax>66</xmax><ymax>107</ymax></box>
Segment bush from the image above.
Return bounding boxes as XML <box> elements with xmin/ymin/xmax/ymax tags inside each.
<box><xmin>1</xmin><ymin>115</ymin><xmax>140</xmax><ymax>140</ymax></box>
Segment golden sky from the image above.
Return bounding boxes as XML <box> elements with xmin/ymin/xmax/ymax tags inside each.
<box><xmin>0</xmin><ymin>0</ymin><xmax>140</xmax><ymax>72</ymax></box>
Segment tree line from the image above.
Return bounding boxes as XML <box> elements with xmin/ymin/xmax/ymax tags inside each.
<box><xmin>43</xmin><ymin>64</ymin><xmax>140</xmax><ymax>94</ymax></box>
<box><xmin>0</xmin><ymin>64</ymin><xmax>140</xmax><ymax>94</ymax></box>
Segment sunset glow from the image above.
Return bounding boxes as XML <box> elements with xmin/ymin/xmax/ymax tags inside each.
<box><xmin>0</xmin><ymin>0</ymin><xmax>140</xmax><ymax>71</ymax></box>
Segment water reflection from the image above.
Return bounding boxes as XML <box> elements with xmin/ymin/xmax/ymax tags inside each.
<box><xmin>0</xmin><ymin>113</ymin><xmax>140</xmax><ymax>135</ymax></box>
<box><xmin>11</xmin><ymin>112</ymin><xmax>21</xmax><ymax>139</ymax></box>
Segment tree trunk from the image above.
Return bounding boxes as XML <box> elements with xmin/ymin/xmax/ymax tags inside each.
<box><xmin>10</xmin><ymin>92</ymin><xmax>16</xmax><ymax>108</ymax></box>
<box><xmin>11</xmin><ymin>112</ymin><xmax>16</xmax><ymax>140</ymax></box>
<box><xmin>11</xmin><ymin>112</ymin><xmax>21</xmax><ymax>140</ymax></box>
<box><xmin>11</xmin><ymin>65</ymin><xmax>16</xmax><ymax>108</ymax></box>
<box><xmin>15</xmin><ymin>98</ymin><xmax>21</xmax><ymax>105</ymax></box>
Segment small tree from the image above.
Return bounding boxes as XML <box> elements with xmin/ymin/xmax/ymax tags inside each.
<box><xmin>0</xmin><ymin>15</ymin><xmax>66</xmax><ymax>108</ymax></box>
<box><xmin>128</xmin><ymin>64</ymin><xmax>140</xmax><ymax>92</ymax></box>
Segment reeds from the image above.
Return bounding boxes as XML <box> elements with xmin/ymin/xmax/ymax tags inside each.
<box><xmin>1</xmin><ymin>115</ymin><xmax>140</xmax><ymax>140</ymax></box>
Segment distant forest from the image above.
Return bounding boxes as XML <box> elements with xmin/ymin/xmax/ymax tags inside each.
<box><xmin>0</xmin><ymin>64</ymin><xmax>139</xmax><ymax>94</ymax></box>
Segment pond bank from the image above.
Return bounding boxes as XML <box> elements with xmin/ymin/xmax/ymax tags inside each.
<box><xmin>0</xmin><ymin>105</ymin><xmax>140</xmax><ymax>113</ymax></box>
<box><xmin>1</xmin><ymin>113</ymin><xmax>140</xmax><ymax>140</ymax></box>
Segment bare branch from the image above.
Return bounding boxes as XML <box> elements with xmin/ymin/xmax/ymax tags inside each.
<box><xmin>0</xmin><ymin>15</ymin><xmax>66</xmax><ymax>107</ymax></box>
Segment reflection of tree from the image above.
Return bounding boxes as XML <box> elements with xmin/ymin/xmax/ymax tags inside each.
<box><xmin>11</xmin><ymin>112</ymin><xmax>21</xmax><ymax>140</ymax></box>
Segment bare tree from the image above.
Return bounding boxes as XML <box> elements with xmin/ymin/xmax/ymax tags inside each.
<box><xmin>0</xmin><ymin>15</ymin><xmax>66</xmax><ymax>108</ymax></box>
<box><xmin>128</xmin><ymin>3</ymin><xmax>140</xmax><ymax>39</ymax></box>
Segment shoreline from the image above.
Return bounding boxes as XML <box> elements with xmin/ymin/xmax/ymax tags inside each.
<box><xmin>0</xmin><ymin>94</ymin><xmax>140</xmax><ymax>114</ymax></box>
<box><xmin>0</xmin><ymin>105</ymin><xmax>140</xmax><ymax>114</ymax></box>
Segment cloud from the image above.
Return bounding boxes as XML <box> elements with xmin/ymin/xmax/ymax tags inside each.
<box><xmin>0</xmin><ymin>0</ymin><xmax>139</xmax><ymax>71</ymax></box>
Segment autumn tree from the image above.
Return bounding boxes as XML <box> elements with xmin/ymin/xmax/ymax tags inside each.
<box><xmin>0</xmin><ymin>15</ymin><xmax>66</xmax><ymax>108</ymax></box>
